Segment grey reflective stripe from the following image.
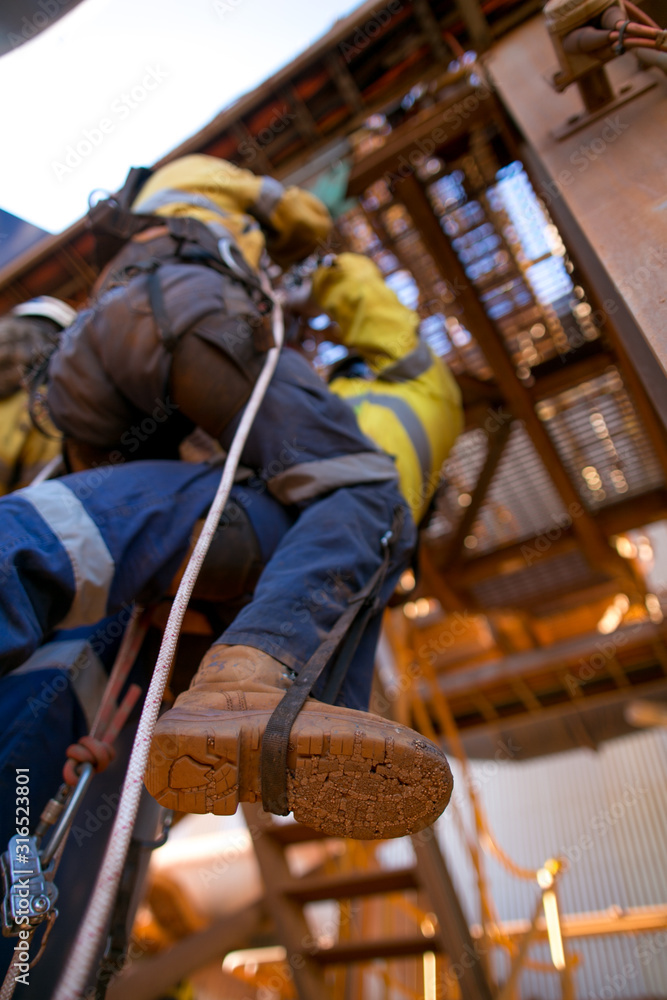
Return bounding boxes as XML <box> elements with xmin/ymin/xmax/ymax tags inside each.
<box><xmin>68</xmin><ymin>644</ymin><xmax>108</xmax><ymax>730</ymax></box>
<box><xmin>379</xmin><ymin>341</ymin><xmax>434</xmax><ymax>383</ymax></box>
<box><xmin>268</xmin><ymin>452</ymin><xmax>398</xmax><ymax>504</ymax></box>
<box><xmin>251</xmin><ymin>176</ymin><xmax>285</xmax><ymax>228</ymax></box>
<box><xmin>132</xmin><ymin>187</ymin><xmax>259</xmax><ymax>278</ymax></box>
<box><xmin>136</xmin><ymin>187</ymin><xmax>231</xmax><ymax>219</ymax></box>
<box><xmin>134</xmin><ymin>188</ymin><xmax>238</xmax><ymax>243</ymax></box>
<box><xmin>13</xmin><ymin>639</ymin><xmax>108</xmax><ymax>730</ymax></box>
<box><xmin>345</xmin><ymin>393</ymin><xmax>432</xmax><ymax>484</ymax></box>
<box><xmin>20</xmin><ymin>481</ymin><xmax>115</xmax><ymax>629</ymax></box>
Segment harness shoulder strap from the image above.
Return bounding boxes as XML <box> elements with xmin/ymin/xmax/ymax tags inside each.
<box><xmin>88</xmin><ymin>166</ymin><xmax>157</xmax><ymax>270</ymax></box>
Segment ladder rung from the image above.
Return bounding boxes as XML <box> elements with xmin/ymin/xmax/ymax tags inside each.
<box><xmin>281</xmin><ymin>866</ymin><xmax>419</xmax><ymax>903</ymax></box>
<box><xmin>308</xmin><ymin>934</ymin><xmax>443</xmax><ymax>965</ymax></box>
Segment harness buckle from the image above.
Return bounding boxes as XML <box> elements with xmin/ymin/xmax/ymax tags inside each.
<box><xmin>218</xmin><ymin>238</ymin><xmax>253</xmax><ymax>281</ymax></box>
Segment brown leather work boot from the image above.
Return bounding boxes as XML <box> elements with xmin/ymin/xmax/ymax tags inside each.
<box><xmin>145</xmin><ymin>645</ymin><xmax>453</xmax><ymax>839</ymax></box>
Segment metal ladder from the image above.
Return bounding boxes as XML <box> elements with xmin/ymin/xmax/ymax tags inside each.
<box><xmin>242</xmin><ymin>803</ymin><xmax>496</xmax><ymax>1000</ymax></box>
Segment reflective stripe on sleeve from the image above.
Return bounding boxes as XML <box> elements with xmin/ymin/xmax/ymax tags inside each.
<box><xmin>133</xmin><ymin>187</ymin><xmax>239</xmax><ymax>244</ymax></box>
<box><xmin>13</xmin><ymin>639</ymin><xmax>108</xmax><ymax>730</ymax></box>
<box><xmin>251</xmin><ymin>177</ymin><xmax>285</xmax><ymax>228</ymax></box>
<box><xmin>344</xmin><ymin>393</ymin><xmax>432</xmax><ymax>485</ymax></box>
<box><xmin>378</xmin><ymin>340</ymin><xmax>434</xmax><ymax>383</ymax></box>
<box><xmin>267</xmin><ymin>451</ymin><xmax>398</xmax><ymax>504</ymax></box>
<box><xmin>19</xmin><ymin>481</ymin><xmax>115</xmax><ymax>629</ymax></box>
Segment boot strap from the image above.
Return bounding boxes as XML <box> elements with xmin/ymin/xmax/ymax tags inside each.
<box><xmin>260</xmin><ymin>505</ymin><xmax>405</xmax><ymax>816</ymax></box>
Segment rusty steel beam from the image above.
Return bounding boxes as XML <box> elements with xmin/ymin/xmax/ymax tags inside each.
<box><xmin>522</xmin><ymin>147</ymin><xmax>667</xmax><ymax>481</ymax></box>
<box><xmin>437</xmin><ymin>621</ymin><xmax>667</xmax><ymax>698</ymax></box>
<box><xmin>449</xmin><ymin>679</ymin><xmax>667</xmax><ymax>748</ymax></box>
<box><xmin>455</xmin><ymin>0</ymin><xmax>492</xmax><ymax>51</ymax></box>
<box><xmin>230</xmin><ymin>121</ymin><xmax>274</xmax><ymax>173</ymax></box>
<box><xmin>282</xmin><ymin>86</ymin><xmax>321</xmax><ymax>146</ymax></box>
<box><xmin>325</xmin><ymin>51</ymin><xmax>365</xmax><ymax>116</ymax></box>
<box><xmin>446</xmin><ymin>415</ymin><xmax>514</xmax><ymax>565</ymax></box>
<box><xmin>347</xmin><ymin>83</ymin><xmax>500</xmax><ymax>195</ymax></box>
<box><xmin>107</xmin><ymin>903</ymin><xmax>264</xmax><ymax>1000</ymax></box>
<box><xmin>393</xmin><ymin>171</ymin><xmax>620</xmax><ymax>577</ymax></box>
<box><xmin>412</xmin><ymin>0</ymin><xmax>449</xmax><ymax>61</ymax></box>
<box><xmin>419</xmin><ymin>546</ymin><xmax>469</xmax><ymax>613</ymax></box>
<box><xmin>497</xmin><ymin>904</ymin><xmax>667</xmax><ymax>941</ymax></box>
<box><xmin>518</xmin><ymin>143</ymin><xmax>667</xmax><ymax>437</ymax></box>
<box><xmin>411</xmin><ymin>833</ymin><xmax>496</xmax><ymax>1000</ymax></box>
<box><xmin>528</xmin><ymin>348</ymin><xmax>617</xmax><ymax>401</ymax></box>
<box><xmin>456</xmin><ymin>372</ymin><xmax>503</xmax><ymax>403</ymax></box>
<box><xmin>434</xmin><ymin>485</ymin><xmax>667</xmax><ymax>592</ymax></box>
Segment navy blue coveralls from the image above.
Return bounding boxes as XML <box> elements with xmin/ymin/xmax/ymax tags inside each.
<box><xmin>0</xmin><ymin>349</ymin><xmax>416</xmax><ymax>993</ymax></box>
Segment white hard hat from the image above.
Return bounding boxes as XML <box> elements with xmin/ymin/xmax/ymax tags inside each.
<box><xmin>11</xmin><ymin>296</ymin><xmax>76</xmax><ymax>329</ymax></box>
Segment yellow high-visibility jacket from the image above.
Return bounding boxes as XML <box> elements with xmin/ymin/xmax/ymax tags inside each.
<box><xmin>132</xmin><ymin>154</ymin><xmax>332</xmax><ymax>270</ymax></box>
<box><xmin>0</xmin><ymin>391</ymin><xmax>61</xmax><ymax>495</ymax></box>
<box><xmin>312</xmin><ymin>253</ymin><xmax>463</xmax><ymax>523</ymax></box>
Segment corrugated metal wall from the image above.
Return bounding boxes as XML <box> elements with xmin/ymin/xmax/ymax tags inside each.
<box><xmin>379</xmin><ymin>729</ymin><xmax>667</xmax><ymax>997</ymax></box>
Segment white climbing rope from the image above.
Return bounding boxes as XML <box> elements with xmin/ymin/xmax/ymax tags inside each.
<box><xmin>53</xmin><ymin>291</ymin><xmax>284</xmax><ymax>1000</ymax></box>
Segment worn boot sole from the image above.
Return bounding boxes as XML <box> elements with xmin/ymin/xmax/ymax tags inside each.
<box><xmin>145</xmin><ymin>692</ymin><xmax>453</xmax><ymax>839</ymax></box>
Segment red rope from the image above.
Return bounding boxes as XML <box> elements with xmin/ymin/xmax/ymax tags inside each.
<box><xmin>62</xmin><ymin>682</ymin><xmax>142</xmax><ymax>786</ymax></box>
<box><xmin>63</xmin><ymin>737</ymin><xmax>116</xmax><ymax>787</ymax></box>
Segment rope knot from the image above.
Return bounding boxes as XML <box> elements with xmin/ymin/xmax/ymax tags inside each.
<box><xmin>63</xmin><ymin>735</ymin><xmax>116</xmax><ymax>787</ymax></box>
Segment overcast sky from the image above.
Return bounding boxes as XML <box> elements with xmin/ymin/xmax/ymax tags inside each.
<box><xmin>2</xmin><ymin>0</ymin><xmax>361</xmax><ymax>233</ymax></box>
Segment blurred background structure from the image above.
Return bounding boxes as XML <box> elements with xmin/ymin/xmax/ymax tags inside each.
<box><xmin>1</xmin><ymin>0</ymin><xmax>666</xmax><ymax>996</ymax></box>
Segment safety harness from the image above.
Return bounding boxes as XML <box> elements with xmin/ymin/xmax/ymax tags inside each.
<box><xmin>88</xmin><ymin>168</ymin><xmax>274</xmax><ymax>351</ymax></box>
<box><xmin>2</xmin><ymin>175</ymin><xmax>410</xmax><ymax>996</ymax></box>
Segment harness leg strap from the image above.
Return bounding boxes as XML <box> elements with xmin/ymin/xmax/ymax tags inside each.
<box><xmin>260</xmin><ymin>506</ymin><xmax>405</xmax><ymax>815</ymax></box>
